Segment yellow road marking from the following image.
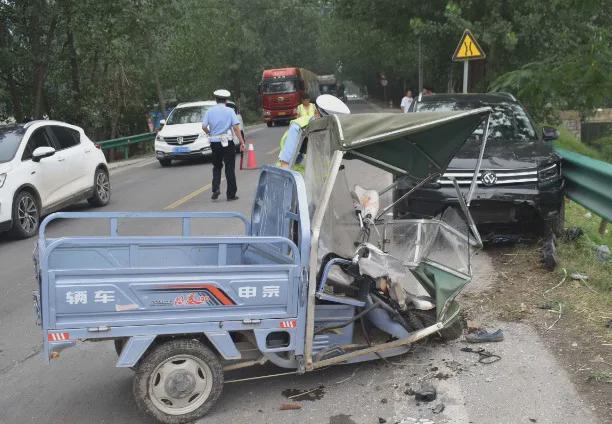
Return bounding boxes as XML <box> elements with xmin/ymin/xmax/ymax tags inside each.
<box><xmin>164</xmin><ymin>179</ymin><xmax>224</xmax><ymax>210</ymax></box>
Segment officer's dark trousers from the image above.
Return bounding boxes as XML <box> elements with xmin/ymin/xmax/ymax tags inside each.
<box><xmin>211</xmin><ymin>142</ymin><xmax>237</xmax><ymax>197</ymax></box>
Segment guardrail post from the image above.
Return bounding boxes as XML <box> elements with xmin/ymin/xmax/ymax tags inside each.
<box><xmin>124</xmin><ymin>144</ymin><xmax>129</xmax><ymax>160</ymax></box>
<box><xmin>599</xmin><ymin>219</ymin><xmax>608</xmax><ymax>235</ymax></box>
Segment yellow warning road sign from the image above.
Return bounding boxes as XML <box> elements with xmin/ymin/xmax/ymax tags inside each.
<box><xmin>452</xmin><ymin>29</ymin><xmax>486</xmax><ymax>61</ymax></box>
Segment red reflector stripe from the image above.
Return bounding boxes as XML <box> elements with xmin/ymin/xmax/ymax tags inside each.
<box><xmin>48</xmin><ymin>332</ymin><xmax>70</xmax><ymax>341</ymax></box>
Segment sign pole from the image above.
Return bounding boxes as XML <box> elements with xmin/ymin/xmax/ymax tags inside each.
<box><xmin>463</xmin><ymin>60</ymin><xmax>469</xmax><ymax>93</ymax></box>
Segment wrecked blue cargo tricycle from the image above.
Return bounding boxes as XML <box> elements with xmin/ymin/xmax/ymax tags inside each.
<box><xmin>34</xmin><ymin>109</ymin><xmax>491</xmax><ymax>423</ymax></box>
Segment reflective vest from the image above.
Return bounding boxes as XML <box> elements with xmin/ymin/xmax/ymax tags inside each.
<box><xmin>278</xmin><ymin>115</ymin><xmax>311</xmax><ymax>172</ymax></box>
<box><xmin>297</xmin><ymin>103</ymin><xmax>316</xmax><ymax>118</ymax></box>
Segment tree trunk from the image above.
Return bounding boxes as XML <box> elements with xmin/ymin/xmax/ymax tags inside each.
<box><xmin>154</xmin><ymin>70</ymin><xmax>166</xmax><ymax>113</ymax></box>
<box><xmin>63</xmin><ymin>3</ymin><xmax>81</xmax><ymax>121</ymax></box>
<box><xmin>6</xmin><ymin>77</ymin><xmax>24</xmax><ymax>122</ymax></box>
<box><xmin>30</xmin><ymin>11</ymin><xmax>58</xmax><ymax>118</ymax></box>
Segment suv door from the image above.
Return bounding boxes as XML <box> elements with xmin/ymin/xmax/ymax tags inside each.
<box><xmin>47</xmin><ymin>125</ymin><xmax>89</xmax><ymax>199</ymax></box>
<box><xmin>21</xmin><ymin>126</ymin><xmax>66</xmax><ymax>207</ymax></box>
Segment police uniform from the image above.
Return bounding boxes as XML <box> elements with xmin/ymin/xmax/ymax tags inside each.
<box><xmin>202</xmin><ymin>89</ymin><xmax>244</xmax><ymax>200</ymax></box>
<box><xmin>277</xmin><ymin>94</ymin><xmax>350</xmax><ymax>172</ymax></box>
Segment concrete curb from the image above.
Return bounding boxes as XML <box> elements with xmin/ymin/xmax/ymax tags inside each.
<box><xmin>108</xmin><ymin>155</ymin><xmax>155</xmax><ymax>170</ymax></box>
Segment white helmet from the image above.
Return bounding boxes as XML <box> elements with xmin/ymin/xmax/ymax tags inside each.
<box><xmin>315</xmin><ymin>94</ymin><xmax>351</xmax><ymax>115</ymax></box>
<box><xmin>213</xmin><ymin>89</ymin><xmax>231</xmax><ymax>99</ymax></box>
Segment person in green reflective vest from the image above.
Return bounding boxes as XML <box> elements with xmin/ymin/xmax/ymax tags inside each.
<box><xmin>277</xmin><ymin>94</ymin><xmax>350</xmax><ymax>172</ymax></box>
<box><xmin>296</xmin><ymin>94</ymin><xmax>316</xmax><ymax>119</ymax></box>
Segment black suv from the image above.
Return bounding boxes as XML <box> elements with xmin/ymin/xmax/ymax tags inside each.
<box><xmin>395</xmin><ymin>93</ymin><xmax>564</xmax><ymax>241</ymax></box>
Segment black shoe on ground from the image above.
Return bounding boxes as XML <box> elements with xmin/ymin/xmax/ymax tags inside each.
<box><xmin>227</xmin><ymin>195</ymin><xmax>239</xmax><ymax>201</ymax></box>
<box><xmin>211</xmin><ymin>191</ymin><xmax>220</xmax><ymax>200</ymax></box>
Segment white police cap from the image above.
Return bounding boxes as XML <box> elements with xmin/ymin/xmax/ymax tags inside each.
<box><xmin>213</xmin><ymin>89</ymin><xmax>231</xmax><ymax>99</ymax></box>
<box><xmin>315</xmin><ymin>94</ymin><xmax>351</xmax><ymax>115</ymax></box>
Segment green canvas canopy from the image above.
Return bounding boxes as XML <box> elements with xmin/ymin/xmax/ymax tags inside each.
<box><xmin>305</xmin><ymin>108</ymin><xmax>491</xmax><ymax>179</ymax></box>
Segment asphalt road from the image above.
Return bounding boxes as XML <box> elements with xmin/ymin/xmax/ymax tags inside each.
<box><xmin>0</xmin><ymin>103</ymin><xmax>599</xmax><ymax>424</ymax></box>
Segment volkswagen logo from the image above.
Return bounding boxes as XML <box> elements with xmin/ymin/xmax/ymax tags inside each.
<box><xmin>482</xmin><ymin>171</ymin><xmax>497</xmax><ymax>186</ymax></box>
<box><xmin>177</xmin><ymin>136</ymin><xmax>184</xmax><ymax>145</ymax></box>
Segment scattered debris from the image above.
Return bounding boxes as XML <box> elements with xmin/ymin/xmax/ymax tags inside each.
<box><xmin>529</xmin><ymin>418</ymin><xmax>537</xmax><ymax>423</ymax></box>
<box><xmin>541</xmin><ymin>236</ymin><xmax>558</xmax><ymax>271</ymax></box>
<box><xmin>537</xmin><ymin>301</ymin><xmax>557</xmax><ymax>310</ymax></box>
<box><xmin>595</xmin><ymin>244</ymin><xmax>610</xmax><ymax>262</ymax></box>
<box><xmin>414</xmin><ymin>382</ymin><xmax>437</xmax><ymax>402</ymax></box>
<box><xmin>607</xmin><ymin>319</ymin><xmax>612</xmax><ymax>329</ymax></box>
<box><xmin>432</xmin><ymin>403</ymin><xmax>445</xmax><ymax>414</ymax></box>
<box><xmin>485</xmin><ymin>377</ymin><xmax>494</xmax><ymax>383</ymax></box>
<box><xmin>542</xmin><ymin>299</ymin><xmax>563</xmax><ymax>331</ymax></box>
<box><xmin>380</xmin><ymin>398</ymin><xmax>388</xmax><ymax>404</ymax></box>
<box><xmin>445</xmin><ymin>360</ymin><xmax>465</xmax><ymax>373</ymax></box>
<box><xmin>571</xmin><ymin>342</ymin><xmax>578</xmax><ymax>347</ymax></box>
<box><xmin>563</xmin><ymin>227</ymin><xmax>583</xmax><ymax>241</ymax></box>
<box><xmin>460</xmin><ymin>347</ymin><xmax>502</xmax><ymax>364</ymax></box>
<box><xmin>404</xmin><ymin>388</ymin><xmax>415</xmax><ymax>396</ymax></box>
<box><xmin>329</xmin><ymin>414</ymin><xmax>357</xmax><ymax>424</ymax></box>
<box><xmin>279</xmin><ymin>402</ymin><xmax>302</xmax><ymax>411</ymax></box>
<box><xmin>465</xmin><ymin>328</ymin><xmax>504</xmax><ymax>343</ymax></box>
<box><xmin>378</xmin><ymin>418</ymin><xmax>387</xmax><ymax>423</ymax></box>
<box><xmin>543</xmin><ymin>267</ymin><xmax>567</xmax><ymax>294</ymax></box>
<box><xmin>466</xmin><ymin>320</ymin><xmax>482</xmax><ymax>333</ymax></box>
<box><xmin>570</xmin><ymin>272</ymin><xmax>589</xmax><ymax>281</ymax></box>
<box><xmin>282</xmin><ymin>385</ymin><xmax>325</xmax><ymax>401</ymax></box>
<box><xmin>433</xmin><ymin>372</ymin><xmax>452</xmax><ymax>380</ymax></box>
<box><xmin>584</xmin><ymin>212</ymin><xmax>592</xmax><ymax>219</ymax></box>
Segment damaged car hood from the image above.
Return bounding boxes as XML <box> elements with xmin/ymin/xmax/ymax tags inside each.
<box><xmin>449</xmin><ymin>139</ymin><xmax>559</xmax><ymax>170</ymax></box>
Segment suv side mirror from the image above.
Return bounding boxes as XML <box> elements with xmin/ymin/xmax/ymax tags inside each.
<box><xmin>159</xmin><ymin>119</ymin><xmax>166</xmax><ymax>126</ymax></box>
<box><xmin>542</xmin><ymin>126</ymin><xmax>559</xmax><ymax>141</ymax></box>
<box><xmin>32</xmin><ymin>146</ymin><xmax>56</xmax><ymax>162</ymax></box>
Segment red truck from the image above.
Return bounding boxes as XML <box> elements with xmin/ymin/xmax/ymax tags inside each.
<box><xmin>260</xmin><ymin>67</ymin><xmax>319</xmax><ymax>126</ymax></box>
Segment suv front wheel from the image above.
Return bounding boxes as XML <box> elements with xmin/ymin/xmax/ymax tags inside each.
<box><xmin>10</xmin><ymin>190</ymin><xmax>40</xmax><ymax>239</ymax></box>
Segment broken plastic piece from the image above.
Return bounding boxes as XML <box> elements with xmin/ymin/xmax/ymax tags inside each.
<box><xmin>414</xmin><ymin>382</ymin><xmax>436</xmax><ymax>402</ymax></box>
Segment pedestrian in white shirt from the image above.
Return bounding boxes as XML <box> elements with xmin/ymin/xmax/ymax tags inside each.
<box><xmin>400</xmin><ymin>89</ymin><xmax>413</xmax><ymax>113</ymax></box>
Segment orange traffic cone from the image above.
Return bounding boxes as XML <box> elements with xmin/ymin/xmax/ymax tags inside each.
<box><xmin>245</xmin><ymin>143</ymin><xmax>258</xmax><ymax>169</ymax></box>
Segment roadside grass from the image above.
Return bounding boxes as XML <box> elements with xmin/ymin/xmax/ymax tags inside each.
<box><xmin>558</xmin><ymin>200</ymin><xmax>611</xmax><ymax>293</ymax></box>
<box><xmin>551</xmin><ymin>126</ymin><xmax>611</xmax><ymax>292</ymax></box>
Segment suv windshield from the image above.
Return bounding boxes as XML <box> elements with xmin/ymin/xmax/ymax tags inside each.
<box><xmin>166</xmin><ymin>106</ymin><xmax>212</xmax><ymax>125</ymax></box>
<box><xmin>0</xmin><ymin>126</ymin><xmax>26</xmax><ymax>163</ymax></box>
<box><xmin>262</xmin><ymin>79</ymin><xmax>296</xmax><ymax>94</ymax></box>
<box><xmin>416</xmin><ymin>100</ymin><xmax>538</xmax><ymax>142</ymax></box>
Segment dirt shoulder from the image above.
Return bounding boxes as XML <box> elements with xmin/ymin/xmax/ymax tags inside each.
<box><xmin>459</xmin><ymin>244</ymin><xmax>612</xmax><ymax>422</ymax></box>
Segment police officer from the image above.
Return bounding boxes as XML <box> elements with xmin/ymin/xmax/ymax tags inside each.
<box><xmin>202</xmin><ymin>89</ymin><xmax>246</xmax><ymax>201</ymax></box>
<box><xmin>278</xmin><ymin>94</ymin><xmax>350</xmax><ymax>170</ymax></box>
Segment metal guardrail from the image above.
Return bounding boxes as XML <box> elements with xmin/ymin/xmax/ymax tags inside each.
<box><xmin>97</xmin><ymin>132</ymin><xmax>155</xmax><ymax>160</ymax></box>
<box><xmin>555</xmin><ymin>147</ymin><xmax>612</xmax><ymax>232</ymax></box>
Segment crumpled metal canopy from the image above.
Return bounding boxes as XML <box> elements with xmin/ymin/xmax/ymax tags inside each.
<box><xmin>305</xmin><ymin>108</ymin><xmax>491</xmax><ymax>178</ymax></box>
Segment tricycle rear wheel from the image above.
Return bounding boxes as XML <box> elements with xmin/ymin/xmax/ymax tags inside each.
<box><xmin>133</xmin><ymin>338</ymin><xmax>223</xmax><ymax>424</ymax></box>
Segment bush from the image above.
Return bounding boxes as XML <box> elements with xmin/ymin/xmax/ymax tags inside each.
<box><xmin>591</xmin><ymin>135</ymin><xmax>612</xmax><ymax>163</ymax></box>
<box><xmin>553</xmin><ymin>127</ymin><xmax>607</xmax><ymax>162</ymax></box>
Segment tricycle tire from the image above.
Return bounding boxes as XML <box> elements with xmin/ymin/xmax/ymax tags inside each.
<box><xmin>133</xmin><ymin>338</ymin><xmax>223</xmax><ymax>424</ymax></box>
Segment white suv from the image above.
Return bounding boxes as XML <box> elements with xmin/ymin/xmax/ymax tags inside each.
<box><xmin>155</xmin><ymin>100</ymin><xmax>245</xmax><ymax>167</ymax></box>
<box><xmin>0</xmin><ymin>121</ymin><xmax>110</xmax><ymax>238</ymax></box>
